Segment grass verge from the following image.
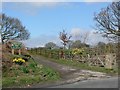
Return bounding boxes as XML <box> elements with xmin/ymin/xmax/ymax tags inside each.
<box><xmin>2</xmin><ymin>57</ymin><xmax>60</xmax><ymax>88</ymax></box>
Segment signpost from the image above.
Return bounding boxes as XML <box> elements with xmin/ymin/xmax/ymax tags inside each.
<box><xmin>11</xmin><ymin>42</ymin><xmax>22</xmax><ymax>55</ymax></box>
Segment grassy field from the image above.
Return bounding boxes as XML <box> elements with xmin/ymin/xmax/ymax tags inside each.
<box><xmin>2</xmin><ymin>56</ymin><xmax>60</xmax><ymax>88</ymax></box>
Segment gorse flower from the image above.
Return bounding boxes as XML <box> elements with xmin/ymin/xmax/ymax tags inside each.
<box><xmin>72</xmin><ymin>48</ymin><xmax>84</xmax><ymax>55</ymax></box>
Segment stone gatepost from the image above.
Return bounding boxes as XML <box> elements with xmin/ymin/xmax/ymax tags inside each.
<box><xmin>105</xmin><ymin>54</ymin><xmax>113</xmax><ymax>69</ymax></box>
<box><xmin>18</xmin><ymin>49</ymin><xmax>21</xmax><ymax>55</ymax></box>
<box><xmin>12</xmin><ymin>49</ymin><xmax>14</xmax><ymax>55</ymax></box>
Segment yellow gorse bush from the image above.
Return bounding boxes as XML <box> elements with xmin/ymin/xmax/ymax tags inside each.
<box><xmin>72</xmin><ymin>48</ymin><xmax>84</xmax><ymax>55</ymax></box>
<box><xmin>13</xmin><ymin>58</ymin><xmax>25</xmax><ymax>63</ymax></box>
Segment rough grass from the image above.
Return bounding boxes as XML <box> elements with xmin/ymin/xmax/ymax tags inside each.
<box><xmin>2</xmin><ymin>57</ymin><xmax>60</xmax><ymax>88</ymax></box>
<box><xmin>2</xmin><ymin>75</ymin><xmax>41</xmax><ymax>87</ymax></box>
<box><xmin>3</xmin><ymin>68</ymin><xmax>60</xmax><ymax>88</ymax></box>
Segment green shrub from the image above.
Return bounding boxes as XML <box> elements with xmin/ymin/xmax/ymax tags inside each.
<box><xmin>21</xmin><ymin>67</ymin><xmax>29</xmax><ymax>73</ymax></box>
<box><xmin>29</xmin><ymin>63</ymin><xmax>36</xmax><ymax>68</ymax></box>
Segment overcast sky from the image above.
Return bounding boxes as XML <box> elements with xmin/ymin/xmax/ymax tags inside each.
<box><xmin>2</xmin><ymin>1</ymin><xmax>112</xmax><ymax>47</ymax></box>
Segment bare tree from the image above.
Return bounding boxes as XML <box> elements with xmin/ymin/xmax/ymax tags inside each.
<box><xmin>94</xmin><ymin>2</ymin><xmax>120</xmax><ymax>40</ymax></box>
<box><xmin>81</xmin><ymin>31</ymin><xmax>90</xmax><ymax>44</ymax></box>
<box><xmin>71</xmin><ymin>29</ymin><xmax>90</xmax><ymax>44</ymax></box>
<box><xmin>1</xmin><ymin>14</ymin><xmax>30</xmax><ymax>44</ymax></box>
<box><xmin>59</xmin><ymin>30</ymin><xmax>72</xmax><ymax>49</ymax></box>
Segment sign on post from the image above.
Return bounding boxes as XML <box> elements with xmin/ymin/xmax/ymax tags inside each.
<box><xmin>11</xmin><ymin>42</ymin><xmax>22</xmax><ymax>49</ymax></box>
<box><xmin>11</xmin><ymin>42</ymin><xmax>22</xmax><ymax>55</ymax></box>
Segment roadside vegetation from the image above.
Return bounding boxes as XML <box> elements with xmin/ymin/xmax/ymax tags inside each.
<box><xmin>2</xmin><ymin>43</ymin><xmax>60</xmax><ymax>88</ymax></box>
<box><xmin>2</xmin><ymin>54</ymin><xmax>60</xmax><ymax>88</ymax></box>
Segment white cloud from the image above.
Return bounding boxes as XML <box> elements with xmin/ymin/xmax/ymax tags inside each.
<box><xmin>28</xmin><ymin>2</ymin><xmax>58</xmax><ymax>7</ymax></box>
<box><xmin>22</xmin><ymin>35</ymin><xmax>61</xmax><ymax>48</ymax></box>
<box><xmin>2</xmin><ymin>0</ymin><xmax>67</xmax><ymax>2</ymax></box>
<box><xmin>70</xmin><ymin>28</ymin><xmax>109</xmax><ymax>46</ymax></box>
<box><xmin>22</xmin><ymin>29</ymin><xmax>109</xmax><ymax>48</ymax></box>
<box><xmin>70</xmin><ymin>28</ymin><xmax>81</xmax><ymax>38</ymax></box>
<box><xmin>2</xmin><ymin>0</ymin><xmax>114</xmax><ymax>2</ymax></box>
<box><xmin>87</xmin><ymin>30</ymin><xmax>109</xmax><ymax>45</ymax></box>
<box><xmin>2</xmin><ymin>1</ymin><xmax>114</xmax><ymax>16</ymax></box>
<box><xmin>2</xmin><ymin>2</ymin><xmax>66</xmax><ymax>16</ymax></box>
<box><xmin>84</xmin><ymin>0</ymin><xmax>113</xmax><ymax>2</ymax></box>
<box><xmin>70</xmin><ymin>28</ymin><xmax>90</xmax><ymax>42</ymax></box>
